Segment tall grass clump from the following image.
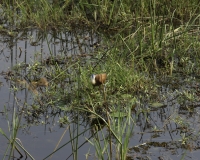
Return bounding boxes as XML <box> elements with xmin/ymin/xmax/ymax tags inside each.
<box><xmin>0</xmin><ymin>107</ymin><xmax>34</xmax><ymax>160</ymax></box>
<box><xmin>1</xmin><ymin>0</ymin><xmax>200</xmax><ymax>71</ymax></box>
<box><xmin>0</xmin><ymin>0</ymin><xmax>198</xmax><ymax>33</ymax></box>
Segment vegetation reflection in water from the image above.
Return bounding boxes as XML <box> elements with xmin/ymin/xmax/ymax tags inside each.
<box><xmin>1</xmin><ymin>0</ymin><xmax>200</xmax><ymax>159</ymax></box>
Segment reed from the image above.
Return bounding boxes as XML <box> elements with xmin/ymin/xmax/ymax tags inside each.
<box><xmin>0</xmin><ymin>107</ymin><xmax>34</xmax><ymax>160</ymax></box>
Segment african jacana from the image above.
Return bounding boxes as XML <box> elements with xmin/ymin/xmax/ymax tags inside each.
<box><xmin>91</xmin><ymin>73</ymin><xmax>107</xmax><ymax>101</ymax></box>
<box><xmin>36</xmin><ymin>77</ymin><xmax>48</xmax><ymax>87</ymax></box>
<box><xmin>91</xmin><ymin>73</ymin><xmax>107</xmax><ymax>86</ymax></box>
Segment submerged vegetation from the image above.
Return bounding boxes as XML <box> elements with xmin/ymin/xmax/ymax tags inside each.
<box><xmin>1</xmin><ymin>0</ymin><xmax>200</xmax><ymax>159</ymax></box>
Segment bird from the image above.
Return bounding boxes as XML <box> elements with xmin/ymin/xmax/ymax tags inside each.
<box><xmin>28</xmin><ymin>77</ymin><xmax>48</xmax><ymax>94</ymax></box>
<box><xmin>90</xmin><ymin>73</ymin><xmax>107</xmax><ymax>86</ymax></box>
<box><xmin>91</xmin><ymin>73</ymin><xmax>107</xmax><ymax>101</ymax></box>
<box><xmin>36</xmin><ymin>77</ymin><xmax>48</xmax><ymax>87</ymax></box>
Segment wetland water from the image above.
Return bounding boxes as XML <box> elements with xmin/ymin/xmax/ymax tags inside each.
<box><xmin>1</xmin><ymin>29</ymin><xmax>200</xmax><ymax>160</ymax></box>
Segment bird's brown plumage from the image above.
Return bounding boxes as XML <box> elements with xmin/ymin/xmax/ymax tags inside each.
<box><xmin>92</xmin><ymin>73</ymin><xmax>107</xmax><ymax>86</ymax></box>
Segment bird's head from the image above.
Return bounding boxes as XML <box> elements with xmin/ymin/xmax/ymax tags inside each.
<box><xmin>90</xmin><ymin>74</ymin><xmax>96</xmax><ymax>85</ymax></box>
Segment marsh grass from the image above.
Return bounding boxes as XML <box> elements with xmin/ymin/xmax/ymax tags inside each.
<box><xmin>0</xmin><ymin>0</ymin><xmax>199</xmax><ymax>33</ymax></box>
<box><xmin>1</xmin><ymin>1</ymin><xmax>200</xmax><ymax>73</ymax></box>
<box><xmin>0</xmin><ymin>107</ymin><xmax>34</xmax><ymax>160</ymax></box>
